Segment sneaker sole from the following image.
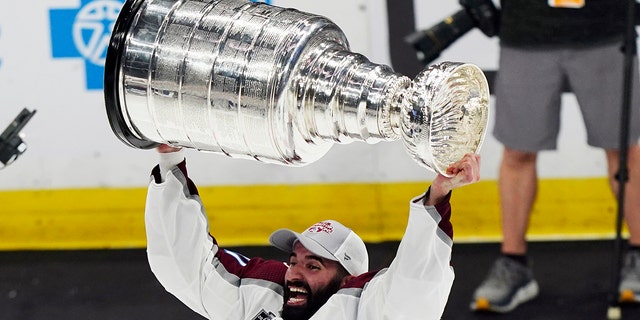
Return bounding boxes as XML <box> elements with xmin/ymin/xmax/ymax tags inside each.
<box><xmin>619</xmin><ymin>289</ymin><xmax>640</xmax><ymax>303</ymax></box>
<box><xmin>471</xmin><ymin>280</ymin><xmax>540</xmax><ymax>313</ymax></box>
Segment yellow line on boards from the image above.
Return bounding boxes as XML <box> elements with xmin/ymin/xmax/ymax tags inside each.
<box><xmin>0</xmin><ymin>177</ymin><xmax>624</xmax><ymax>250</ymax></box>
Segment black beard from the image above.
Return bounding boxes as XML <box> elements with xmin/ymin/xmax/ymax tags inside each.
<box><xmin>281</xmin><ymin>277</ymin><xmax>343</xmax><ymax>320</ymax></box>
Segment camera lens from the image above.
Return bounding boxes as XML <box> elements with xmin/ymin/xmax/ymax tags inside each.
<box><xmin>405</xmin><ymin>9</ymin><xmax>474</xmax><ymax>64</ymax></box>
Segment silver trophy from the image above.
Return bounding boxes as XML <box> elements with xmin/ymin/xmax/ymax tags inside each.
<box><xmin>104</xmin><ymin>0</ymin><xmax>490</xmax><ymax>176</ymax></box>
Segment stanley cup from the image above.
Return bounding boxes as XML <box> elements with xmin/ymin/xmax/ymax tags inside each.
<box><xmin>104</xmin><ymin>0</ymin><xmax>490</xmax><ymax>176</ymax></box>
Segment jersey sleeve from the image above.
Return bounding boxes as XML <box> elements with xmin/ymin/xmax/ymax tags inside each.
<box><xmin>356</xmin><ymin>188</ymin><xmax>455</xmax><ymax>320</ymax></box>
<box><xmin>144</xmin><ymin>156</ymin><xmax>287</xmax><ymax>319</ymax></box>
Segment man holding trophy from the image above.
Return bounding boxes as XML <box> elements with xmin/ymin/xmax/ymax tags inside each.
<box><xmin>104</xmin><ymin>0</ymin><xmax>491</xmax><ymax>319</ymax></box>
<box><xmin>146</xmin><ymin>144</ymin><xmax>479</xmax><ymax>320</ymax></box>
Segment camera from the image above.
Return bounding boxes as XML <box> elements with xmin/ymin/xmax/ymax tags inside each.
<box><xmin>405</xmin><ymin>0</ymin><xmax>500</xmax><ymax>65</ymax></box>
<box><xmin>0</xmin><ymin>108</ymin><xmax>36</xmax><ymax>168</ymax></box>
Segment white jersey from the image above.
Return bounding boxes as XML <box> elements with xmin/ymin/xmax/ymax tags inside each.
<box><xmin>145</xmin><ymin>154</ymin><xmax>455</xmax><ymax>320</ymax></box>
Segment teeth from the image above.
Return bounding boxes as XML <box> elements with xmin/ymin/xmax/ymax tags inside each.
<box><xmin>288</xmin><ymin>297</ymin><xmax>305</xmax><ymax>303</ymax></box>
<box><xmin>289</xmin><ymin>287</ymin><xmax>308</xmax><ymax>294</ymax></box>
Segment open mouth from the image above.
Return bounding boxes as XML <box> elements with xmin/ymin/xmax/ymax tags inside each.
<box><xmin>286</xmin><ymin>286</ymin><xmax>309</xmax><ymax>306</ymax></box>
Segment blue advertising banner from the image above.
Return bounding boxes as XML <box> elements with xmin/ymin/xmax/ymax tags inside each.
<box><xmin>49</xmin><ymin>0</ymin><xmax>125</xmax><ymax>90</ymax></box>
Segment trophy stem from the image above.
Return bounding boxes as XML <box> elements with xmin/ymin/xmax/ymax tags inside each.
<box><xmin>288</xmin><ymin>46</ymin><xmax>411</xmax><ymax>145</ymax></box>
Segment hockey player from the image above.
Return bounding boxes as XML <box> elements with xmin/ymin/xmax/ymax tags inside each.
<box><xmin>145</xmin><ymin>144</ymin><xmax>480</xmax><ymax>320</ymax></box>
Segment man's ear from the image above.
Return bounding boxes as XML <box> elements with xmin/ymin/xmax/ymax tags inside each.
<box><xmin>340</xmin><ymin>274</ymin><xmax>355</xmax><ymax>287</ymax></box>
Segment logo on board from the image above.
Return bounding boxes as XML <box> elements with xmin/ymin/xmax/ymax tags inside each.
<box><xmin>50</xmin><ymin>0</ymin><xmax>124</xmax><ymax>90</ymax></box>
<box><xmin>49</xmin><ymin>0</ymin><xmax>273</xmax><ymax>90</ymax></box>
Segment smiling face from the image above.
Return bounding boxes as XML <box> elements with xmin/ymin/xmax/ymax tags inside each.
<box><xmin>281</xmin><ymin>242</ymin><xmax>351</xmax><ymax>320</ymax></box>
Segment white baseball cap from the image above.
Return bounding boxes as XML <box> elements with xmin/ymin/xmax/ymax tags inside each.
<box><xmin>269</xmin><ymin>220</ymin><xmax>369</xmax><ymax>275</ymax></box>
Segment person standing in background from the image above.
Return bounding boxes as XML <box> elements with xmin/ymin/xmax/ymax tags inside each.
<box><xmin>470</xmin><ymin>0</ymin><xmax>640</xmax><ymax>313</ymax></box>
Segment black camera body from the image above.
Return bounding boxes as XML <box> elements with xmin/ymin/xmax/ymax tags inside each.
<box><xmin>405</xmin><ymin>0</ymin><xmax>500</xmax><ymax>65</ymax></box>
<box><xmin>0</xmin><ymin>108</ymin><xmax>36</xmax><ymax>168</ymax></box>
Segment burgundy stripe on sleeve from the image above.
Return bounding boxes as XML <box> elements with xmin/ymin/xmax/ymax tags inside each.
<box><xmin>417</xmin><ymin>188</ymin><xmax>453</xmax><ymax>240</ymax></box>
<box><xmin>150</xmin><ymin>160</ymin><xmax>199</xmax><ymax>196</ymax></box>
<box><xmin>435</xmin><ymin>197</ymin><xmax>453</xmax><ymax>240</ymax></box>
<box><xmin>176</xmin><ymin>160</ymin><xmax>199</xmax><ymax>196</ymax></box>
<box><xmin>215</xmin><ymin>249</ymin><xmax>287</xmax><ymax>284</ymax></box>
<box><xmin>341</xmin><ymin>270</ymin><xmax>378</xmax><ymax>289</ymax></box>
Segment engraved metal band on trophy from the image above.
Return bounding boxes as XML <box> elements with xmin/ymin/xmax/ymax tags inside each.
<box><xmin>104</xmin><ymin>0</ymin><xmax>490</xmax><ymax>176</ymax></box>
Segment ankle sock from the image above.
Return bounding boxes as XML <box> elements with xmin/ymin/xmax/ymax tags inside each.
<box><xmin>627</xmin><ymin>244</ymin><xmax>640</xmax><ymax>252</ymax></box>
<box><xmin>503</xmin><ymin>253</ymin><xmax>528</xmax><ymax>266</ymax></box>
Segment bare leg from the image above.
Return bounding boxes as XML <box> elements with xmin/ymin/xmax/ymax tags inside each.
<box><xmin>499</xmin><ymin>148</ymin><xmax>538</xmax><ymax>255</ymax></box>
<box><xmin>606</xmin><ymin>144</ymin><xmax>640</xmax><ymax>245</ymax></box>
<box><xmin>471</xmin><ymin>148</ymin><xmax>540</xmax><ymax>312</ymax></box>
